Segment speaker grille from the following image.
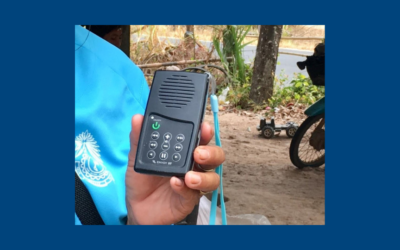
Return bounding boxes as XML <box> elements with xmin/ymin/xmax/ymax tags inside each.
<box><xmin>159</xmin><ymin>75</ymin><xmax>194</xmax><ymax>109</ymax></box>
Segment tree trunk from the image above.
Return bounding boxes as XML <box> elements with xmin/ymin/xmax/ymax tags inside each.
<box><xmin>186</xmin><ymin>25</ymin><xmax>194</xmax><ymax>33</ymax></box>
<box><xmin>249</xmin><ymin>25</ymin><xmax>283</xmax><ymax>105</ymax></box>
<box><xmin>120</xmin><ymin>25</ymin><xmax>130</xmax><ymax>58</ymax></box>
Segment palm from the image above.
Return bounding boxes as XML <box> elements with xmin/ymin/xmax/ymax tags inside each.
<box><xmin>125</xmin><ymin>166</ymin><xmax>197</xmax><ymax>225</ymax></box>
<box><xmin>125</xmin><ymin>115</ymin><xmax>222</xmax><ymax>225</ymax></box>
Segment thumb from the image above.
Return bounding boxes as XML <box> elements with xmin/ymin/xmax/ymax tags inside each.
<box><xmin>129</xmin><ymin>114</ymin><xmax>144</xmax><ymax>156</ymax></box>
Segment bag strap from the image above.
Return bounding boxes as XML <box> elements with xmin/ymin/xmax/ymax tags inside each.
<box><xmin>175</xmin><ymin>205</ymin><xmax>199</xmax><ymax>225</ymax></box>
<box><xmin>75</xmin><ymin>172</ymin><xmax>105</xmax><ymax>225</ymax></box>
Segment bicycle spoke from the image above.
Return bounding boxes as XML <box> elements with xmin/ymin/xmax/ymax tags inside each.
<box><xmin>296</xmin><ymin>118</ymin><xmax>324</xmax><ymax>164</ymax></box>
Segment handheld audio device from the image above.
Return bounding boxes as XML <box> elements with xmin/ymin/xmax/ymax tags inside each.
<box><xmin>134</xmin><ymin>70</ymin><xmax>209</xmax><ymax>177</ymax></box>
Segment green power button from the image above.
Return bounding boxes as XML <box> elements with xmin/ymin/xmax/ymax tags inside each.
<box><xmin>152</xmin><ymin>122</ymin><xmax>160</xmax><ymax>130</ymax></box>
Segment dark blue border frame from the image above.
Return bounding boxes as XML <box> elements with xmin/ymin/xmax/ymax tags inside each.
<box><xmin>2</xmin><ymin>0</ymin><xmax>397</xmax><ymax>248</ymax></box>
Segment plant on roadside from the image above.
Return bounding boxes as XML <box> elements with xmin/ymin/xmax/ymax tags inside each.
<box><xmin>224</xmin><ymin>62</ymin><xmax>255</xmax><ymax>108</ymax></box>
<box><xmin>267</xmin><ymin>72</ymin><xmax>325</xmax><ymax>115</ymax></box>
<box><xmin>212</xmin><ymin>25</ymin><xmax>256</xmax><ymax>107</ymax></box>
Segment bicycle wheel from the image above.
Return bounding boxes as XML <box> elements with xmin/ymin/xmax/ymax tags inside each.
<box><xmin>290</xmin><ymin>113</ymin><xmax>325</xmax><ymax>168</ymax></box>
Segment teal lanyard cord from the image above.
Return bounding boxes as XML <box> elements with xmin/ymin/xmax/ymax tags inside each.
<box><xmin>209</xmin><ymin>94</ymin><xmax>227</xmax><ymax>225</ymax></box>
<box><xmin>181</xmin><ymin>69</ymin><xmax>227</xmax><ymax>225</ymax></box>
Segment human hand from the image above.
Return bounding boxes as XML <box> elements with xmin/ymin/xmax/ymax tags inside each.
<box><xmin>125</xmin><ymin>114</ymin><xmax>225</xmax><ymax>225</ymax></box>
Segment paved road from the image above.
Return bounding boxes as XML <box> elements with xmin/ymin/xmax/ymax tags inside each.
<box><xmin>242</xmin><ymin>46</ymin><xmax>313</xmax><ymax>83</ymax></box>
<box><xmin>132</xmin><ymin>35</ymin><xmax>313</xmax><ymax>84</ymax></box>
<box><xmin>198</xmin><ymin>41</ymin><xmax>313</xmax><ymax>83</ymax></box>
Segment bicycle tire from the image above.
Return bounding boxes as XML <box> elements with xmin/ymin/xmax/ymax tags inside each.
<box><xmin>289</xmin><ymin>114</ymin><xmax>325</xmax><ymax>168</ymax></box>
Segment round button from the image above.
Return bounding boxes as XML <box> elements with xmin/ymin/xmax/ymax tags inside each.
<box><xmin>172</xmin><ymin>153</ymin><xmax>181</xmax><ymax>162</ymax></box>
<box><xmin>161</xmin><ymin>142</ymin><xmax>170</xmax><ymax>150</ymax></box>
<box><xmin>149</xmin><ymin>141</ymin><xmax>158</xmax><ymax>149</ymax></box>
<box><xmin>176</xmin><ymin>134</ymin><xmax>185</xmax><ymax>142</ymax></box>
<box><xmin>159</xmin><ymin>151</ymin><xmax>168</xmax><ymax>160</ymax></box>
<box><xmin>174</xmin><ymin>143</ymin><xmax>183</xmax><ymax>152</ymax></box>
<box><xmin>147</xmin><ymin>150</ymin><xmax>156</xmax><ymax>159</ymax></box>
<box><xmin>151</xmin><ymin>131</ymin><xmax>160</xmax><ymax>140</ymax></box>
<box><xmin>164</xmin><ymin>133</ymin><xmax>172</xmax><ymax>141</ymax></box>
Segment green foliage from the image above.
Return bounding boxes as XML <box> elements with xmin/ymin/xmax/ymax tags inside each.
<box><xmin>282</xmin><ymin>25</ymin><xmax>291</xmax><ymax>37</ymax></box>
<box><xmin>212</xmin><ymin>26</ymin><xmax>255</xmax><ymax>108</ymax></box>
<box><xmin>213</xmin><ymin>25</ymin><xmax>255</xmax><ymax>87</ymax></box>
<box><xmin>226</xmin><ymin>83</ymin><xmax>251</xmax><ymax>108</ymax></box>
<box><xmin>268</xmin><ymin>72</ymin><xmax>325</xmax><ymax>109</ymax></box>
<box><xmin>212</xmin><ymin>26</ymin><xmax>324</xmax><ymax>112</ymax></box>
<box><xmin>225</xmin><ymin>63</ymin><xmax>254</xmax><ymax>108</ymax></box>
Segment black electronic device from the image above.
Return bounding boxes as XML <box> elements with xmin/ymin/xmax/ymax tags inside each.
<box><xmin>134</xmin><ymin>70</ymin><xmax>209</xmax><ymax>177</ymax></box>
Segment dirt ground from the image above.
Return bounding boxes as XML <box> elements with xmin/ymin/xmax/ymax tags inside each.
<box><xmin>203</xmin><ymin>112</ymin><xmax>325</xmax><ymax>225</ymax></box>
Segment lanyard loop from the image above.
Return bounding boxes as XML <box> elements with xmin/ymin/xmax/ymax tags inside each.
<box><xmin>181</xmin><ymin>68</ymin><xmax>227</xmax><ymax>225</ymax></box>
<box><xmin>208</xmin><ymin>73</ymin><xmax>227</xmax><ymax>225</ymax></box>
<box><xmin>209</xmin><ymin>94</ymin><xmax>227</xmax><ymax>225</ymax></box>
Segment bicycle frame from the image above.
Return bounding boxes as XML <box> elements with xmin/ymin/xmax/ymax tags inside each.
<box><xmin>305</xmin><ymin>97</ymin><xmax>325</xmax><ymax>117</ymax></box>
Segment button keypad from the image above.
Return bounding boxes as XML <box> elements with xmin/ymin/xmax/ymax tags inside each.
<box><xmin>147</xmin><ymin>132</ymin><xmax>185</xmax><ymax>162</ymax></box>
<box><xmin>172</xmin><ymin>153</ymin><xmax>181</xmax><ymax>162</ymax></box>
<box><xmin>174</xmin><ymin>143</ymin><xmax>183</xmax><ymax>152</ymax></box>
<box><xmin>147</xmin><ymin>150</ymin><xmax>156</xmax><ymax>159</ymax></box>
<box><xmin>142</xmin><ymin>114</ymin><xmax>193</xmax><ymax>167</ymax></box>
<box><xmin>176</xmin><ymin>134</ymin><xmax>185</xmax><ymax>142</ymax></box>
<box><xmin>164</xmin><ymin>133</ymin><xmax>172</xmax><ymax>141</ymax></box>
<box><xmin>149</xmin><ymin>141</ymin><xmax>158</xmax><ymax>149</ymax></box>
<box><xmin>161</xmin><ymin>141</ymin><xmax>170</xmax><ymax>151</ymax></box>
<box><xmin>159</xmin><ymin>151</ymin><xmax>168</xmax><ymax>160</ymax></box>
<box><xmin>151</xmin><ymin>131</ymin><xmax>160</xmax><ymax>140</ymax></box>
